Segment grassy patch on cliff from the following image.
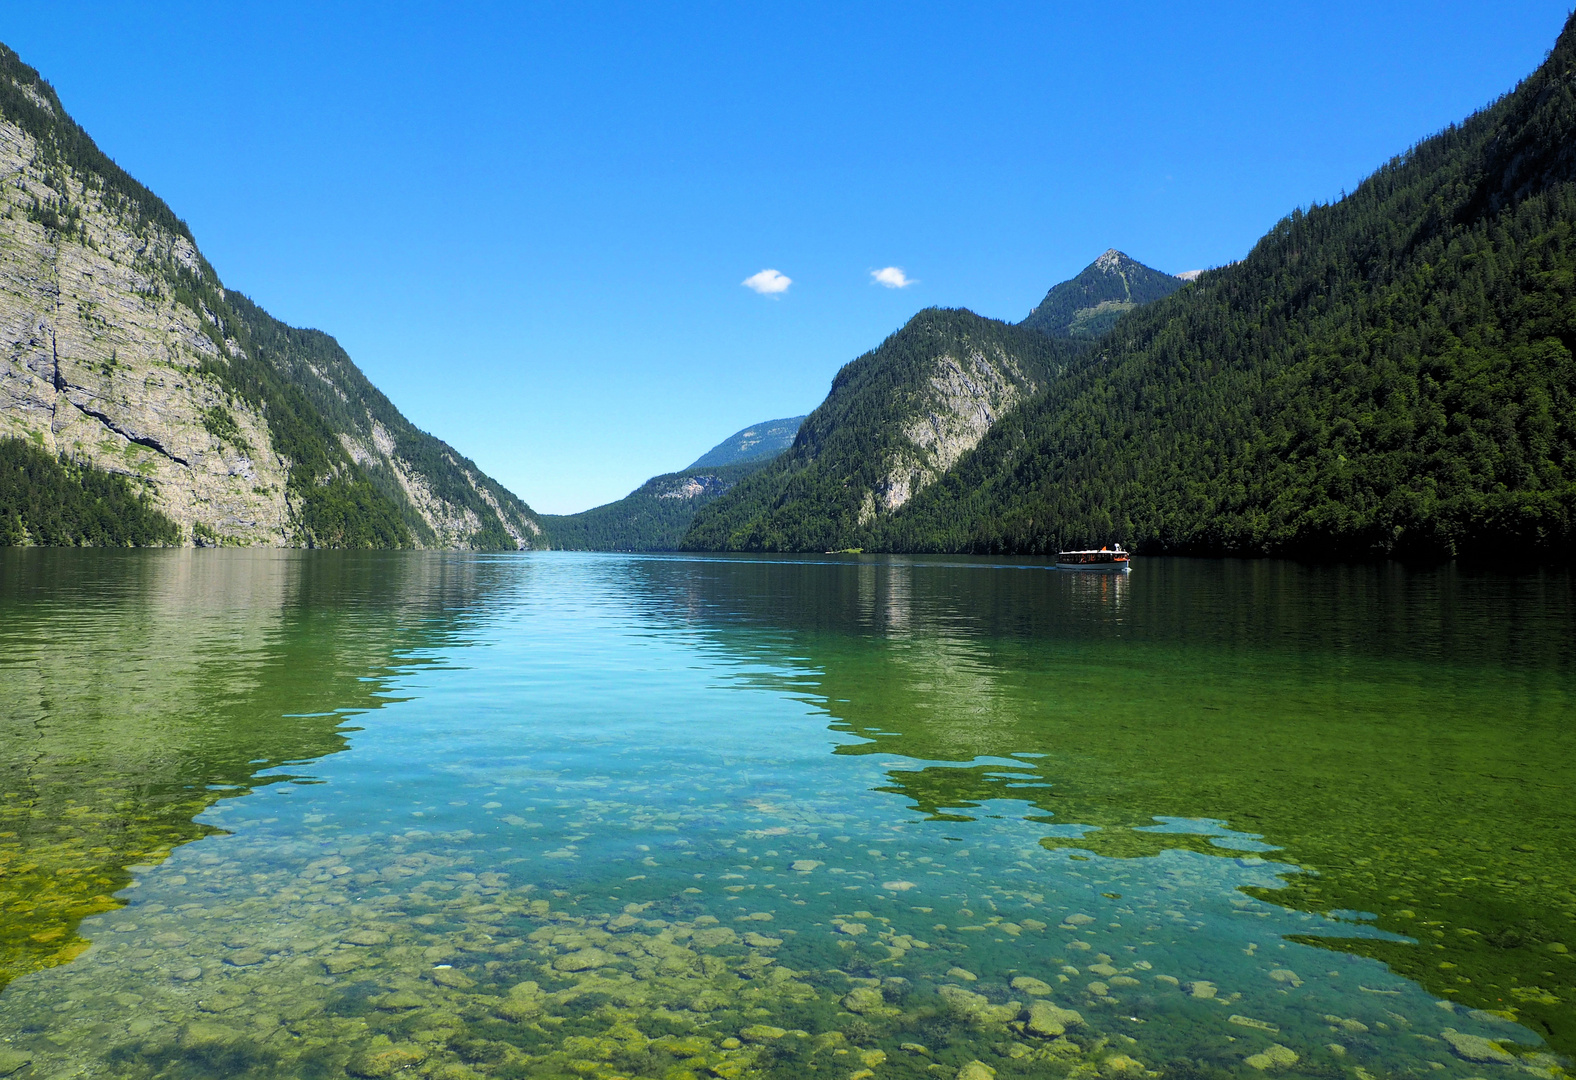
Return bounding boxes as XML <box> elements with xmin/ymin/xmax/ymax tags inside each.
<box><xmin>0</xmin><ymin>437</ymin><xmax>180</xmax><ymax>546</ymax></box>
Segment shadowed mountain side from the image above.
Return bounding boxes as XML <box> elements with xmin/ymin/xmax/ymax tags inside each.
<box><xmin>0</xmin><ymin>549</ymin><xmax>514</xmax><ymax>990</ymax></box>
<box><xmin>619</xmin><ymin>552</ymin><xmax>1576</xmax><ymax>1056</ymax></box>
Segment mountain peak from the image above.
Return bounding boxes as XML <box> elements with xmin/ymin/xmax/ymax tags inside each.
<box><xmin>1021</xmin><ymin>251</ymin><xmax>1186</xmax><ymax>339</ymax></box>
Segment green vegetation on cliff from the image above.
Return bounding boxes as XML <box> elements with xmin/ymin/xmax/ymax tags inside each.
<box><xmin>220</xmin><ymin>293</ymin><xmax>536</xmax><ymax>549</ymax></box>
<box><xmin>0</xmin><ymin>437</ymin><xmax>180</xmax><ymax>546</ymax></box>
<box><xmin>0</xmin><ymin>44</ymin><xmax>538</xmax><ymax>550</ymax></box>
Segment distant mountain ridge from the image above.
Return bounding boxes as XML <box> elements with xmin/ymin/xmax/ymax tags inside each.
<box><xmin>1020</xmin><ymin>249</ymin><xmax>1189</xmax><ymax>338</ymax></box>
<box><xmin>542</xmin><ymin>415</ymin><xmax>804</xmax><ymax>550</ymax></box>
<box><xmin>0</xmin><ymin>43</ymin><xmax>540</xmax><ymax>548</ymax></box>
<box><xmin>686</xmin><ymin>416</ymin><xmax>805</xmax><ymax>469</ymax></box>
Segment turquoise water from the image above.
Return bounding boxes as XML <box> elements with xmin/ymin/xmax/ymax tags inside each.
<box><xmin>0</xmin><ymin>551</ymin><xmax>1569</xmax><ymax>1079</ymax></box>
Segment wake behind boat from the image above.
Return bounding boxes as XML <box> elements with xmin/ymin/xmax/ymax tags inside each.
<box><xmin>1057</xmin><ymin>544</ymin><xmax>1132</xmax><ymax>571</ymax></box>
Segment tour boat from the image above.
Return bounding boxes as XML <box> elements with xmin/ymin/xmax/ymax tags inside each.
<box><xmin>1056</xmin><ymin>544</ymin><xmax>1132</xmax><ymax>571</ymax></box>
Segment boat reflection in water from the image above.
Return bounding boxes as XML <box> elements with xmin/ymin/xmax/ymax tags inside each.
<box><xmin>1056</xmin><ymin>543</ymin><xmax>1132</xmax><ymax>570</ymax></box>
<box><xmin>1065</xmin><ymin>558</ymin><xmax>1131</xmax><ymax>611</ymax></box>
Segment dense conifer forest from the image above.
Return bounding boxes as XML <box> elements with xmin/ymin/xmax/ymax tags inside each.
<box><xmin>0</xmin><ymin>438</ymin><xmax>181</xmax><ymax>546</ymax></box>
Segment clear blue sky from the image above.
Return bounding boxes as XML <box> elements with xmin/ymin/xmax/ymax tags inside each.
<box><xmin>5</xmin><ymin>3</ymin><xmax>1570</xmax><ymax>513</ymax></box>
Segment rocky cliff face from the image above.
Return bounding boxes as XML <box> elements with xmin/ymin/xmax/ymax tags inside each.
<box><xmin>0</xmin><ymin>45</ymin><xmax>541</xmax><ymax>548</ymax></box>
<box><xmin>682</xmin><ymin>309</ymin><xmax>1073</xmax><ymax>552</ymax></box>
<box><xmin>0</xmin><ymin>116</ymin><xmax>292</xmax><ymax>545</ymax></box>
<box><xmin>866</xmin><ymin>340</ymin><xmax>1036</xmax><ymax>520</ymax></box>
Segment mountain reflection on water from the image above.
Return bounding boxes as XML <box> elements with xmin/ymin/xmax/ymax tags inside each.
<box><xmin>0</xmin><ymin>550</ymin><xmax>509</xmax><ymax>991</ymax></box>
<box><xmin>0</xmin><ymin>551</ymin><xmax>1569</xmax><ymax>1080</ymax></box>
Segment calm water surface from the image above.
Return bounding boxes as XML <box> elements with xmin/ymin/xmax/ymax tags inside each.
<box><xmin>0</xmin><ymin>550</ymin><xmax>1572</xmax><ymax>1080</ymax></box>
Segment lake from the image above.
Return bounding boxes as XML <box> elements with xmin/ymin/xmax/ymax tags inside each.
<box><xmin>0</xmin><ymin>550</ymin><xmax>1571</xmax><ymax>1080</ymax></box>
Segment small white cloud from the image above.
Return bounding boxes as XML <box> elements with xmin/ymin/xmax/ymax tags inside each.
<box><xmin>743</xmin><ymin>268</ymin><xmax>791</xmax><ymax>295</ymax></box>
<box><xmin>871</xmin><ymin>266</ymin><xmax>914</xmax><ymax>288</ymax></box>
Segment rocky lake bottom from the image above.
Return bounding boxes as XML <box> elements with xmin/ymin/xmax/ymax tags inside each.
<box><xmin>0</xmin><ymin>551</ymin><xmax>1571</xmax><ymax>1080</ymax></box>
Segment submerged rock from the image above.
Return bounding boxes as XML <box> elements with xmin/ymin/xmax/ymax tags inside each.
<box><xmin>179</xmin><ymin>1022</ymin><xmax>242</xmax><ymax>1048</ymax></box>
<box><xmin>1244</xmin><ymin>1044</ymin><xmax>1299</xmax><ymax>1070</ymax></box>
<box><xmin>939</xmin><ymin>985</ymin><xmax>1020</xmax><ymax>1025</ymax></box>
<box><xmin>740</xmin><ymin>1024</ymin><xmax>787</xmax><ymax>1042</ymax></box>
<box><xmin>957</xmin><ymin>1061</ymin><xmax>996</xmax><ymax>1080</ymax></box>
<box><xmin>344</xmin><ymin>929</ymin><xmax>391</xmax><ymax>946</ymax></box>
<box><xmin>554</xmin><ymin>948</ymin><xmax>612</xmax><ymax>972</ymax></box>
<box><xmin>842</xmin><ymin>986</ymin><xmax>888</xmax><ymax>1014</ymax></box>
<box><xmin>1026</xmin><ymin>1000</ymin><xmax>1084</xmax><ymax>1037</ymax></box>
<box><xmin>1011</xmin><ymin>976</ymin><xmax>1053</xmax><ymax>996</ymax></box>
<box><xmin>1441</xmin><ymin>1029</ymin><xmax>1515</xmax><ymax>1064</ymax></box>
<box><xmin>348</xmin><ymin>1045</ymin><xmax>427</xmax><ymax>1078</ymax></box>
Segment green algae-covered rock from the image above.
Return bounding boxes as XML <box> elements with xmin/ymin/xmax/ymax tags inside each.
<box><xmin>1026</xmin><ymin>1000</ymin><xmax>1084</xmax><ymax>1037</ymax></box>
<box><xmin>179</xmin><ymin>1021</ymin><xmax>242</xmax><ymax>1048</ymax></box>
<box><xmin>555</xmin><ymin>947</ymin><xmax>612</xmax><ymax>972</ymax></box>
<box><xmin>1244</xmin><ymin>1044</ymin><xmax>1299</xmax><ymax>1070</ymax></box>
<box><xmin>373</xmin><ymin>990</ymin><xmax>427</xmax><ymax>1010</ymax></box>
<box><xmin>1441</xmin><ymin>1029</ymin><xmax>1515</xmax><ymax>1064</ymax></box>
<box><xmin>347</xmin><ymin>1044</ymin><xmax>427</xmax><ymax>1077</ymax></box>
<box><xmin>739</xmin><ymin>1024</ymin><xmax>787</xmax><ymax>1041</ymax></box>
<box><xmin>842</xmin><ymin>986</ymin><xmax>888</xmax><ymax>1014</ymax></box>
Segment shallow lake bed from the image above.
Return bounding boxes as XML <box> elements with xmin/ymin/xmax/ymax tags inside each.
<box><xmin>0</xmin><ymin>550</ymin><xmax>1570</xmax><ymax>1079</ymax></box>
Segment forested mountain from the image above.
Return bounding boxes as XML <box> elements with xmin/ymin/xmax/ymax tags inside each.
<box><xmin>875</xmin><ymin>13</ymin><xmax>1576</xmax><ymax>560</ymax></box>
<box><xmin>542</xmin><ymin>414</ymin><xmax>804</xmax><ymax>550</ymax></box>
<box><xmin>0</xmin><ymin>44</ymin><xmax>541</xmax><ymax>548</ymax></box>
<box><xmin>1020</xmin><ymin>249</ymin><xmax>1190</xmax><ymax>338</ymax></box>
<box><xmin>686</xmin><ymin>415</ymin><xmax>805</xmax><ymax>468</ymax></box>
<box><xmin>541</xmin><ymin>460</ymin><xmax>767</xmax><ymax>551</ymax></box>
<box><xmin>690</xmin><ymin>13</ymin><xmax>1576</xmax><ymax>560</ymax></box>
<box><xmin>683</xmin><ymin>309</ymin><xmax>1079</xmax><ymax>551</ymax></box>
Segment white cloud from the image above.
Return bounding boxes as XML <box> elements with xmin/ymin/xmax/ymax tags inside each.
<box><xmin>742</xmin><ymin>268</ymin><xmax>791</xmax><ymax>295</ymax></box>
<box><xmin>871</xmin><ymin>266</ymin><xmax>914</xmax><ymax>288</ymax></box>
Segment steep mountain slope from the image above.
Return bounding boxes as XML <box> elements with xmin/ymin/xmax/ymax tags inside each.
<box><xmin>683</xmin><ymin>309</ymin><xmax>1078</xmax><ymax>551</ymax></box>
<box><xmin>541</xmin><ymin>460</ymin><xmax>767</xmax><ymax>551</ymax></box>
<box><xmin>879</xmin><ymin>14</ymin><xmax>1576</xmax><ymax>559</ymax></box>
<box><xmin>1021</xmin><ymin>249</ymin><xmax>1189</xmax><ymax>338</ymax></box>
<box><xmin>686</xmin><ymin>415</ymin><xmax>805</xmax><ymax>468</ymax></box>
<box><xmin>0</xmin><ymin>44</ymin><xmax>540</xmax><ymax>548</ymax></box>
